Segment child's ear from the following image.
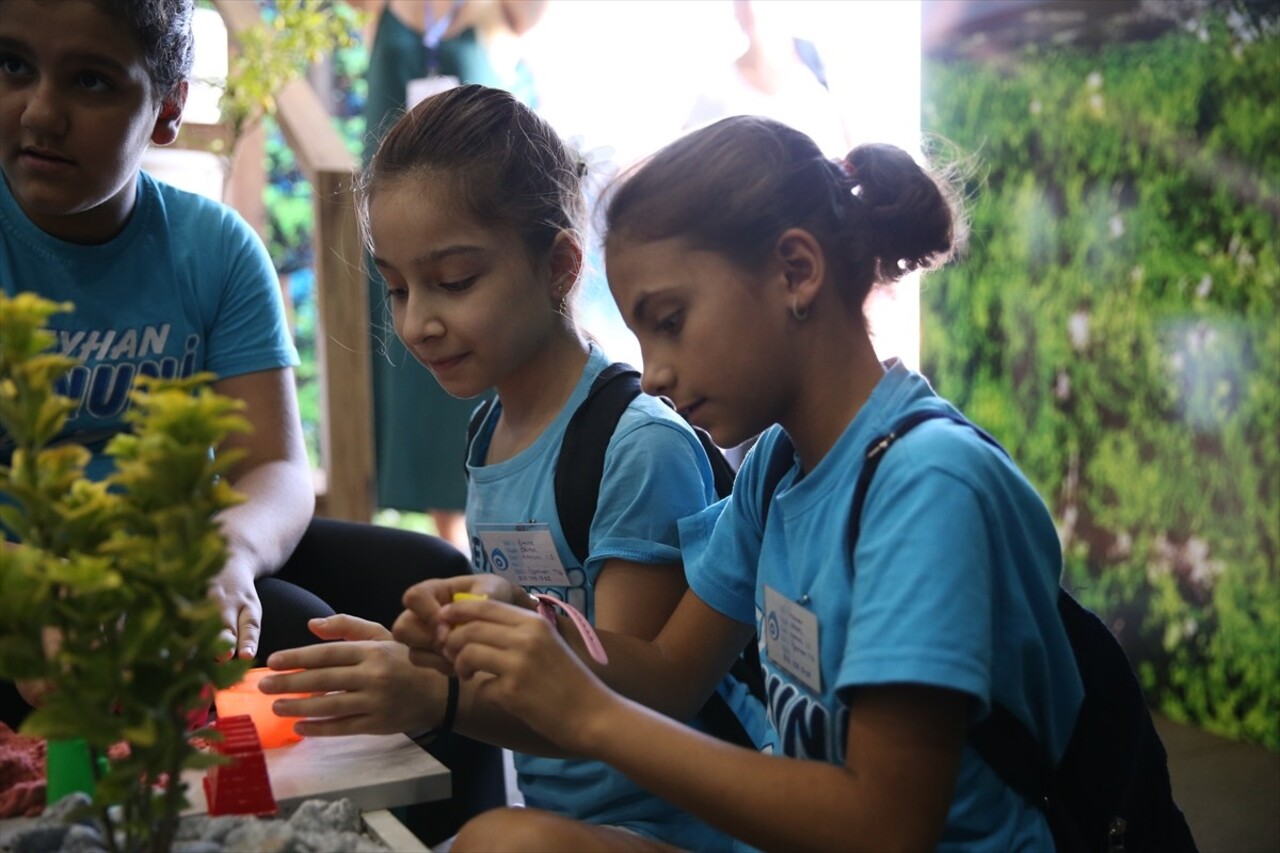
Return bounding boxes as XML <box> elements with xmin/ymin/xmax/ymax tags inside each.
<box><xmin>547</xmin><ymin>230</ymin><xmax>584</xmax><ymax>297</ymax></box>
<box><xmin>150</xmin><ymin>80</ymin><xmax>189</xmax><ymax>146</ymax></box>
<box><xmin>775</xmin><ymin>228</ymin><xmax>825</xmax><ymax>312</ymax></box>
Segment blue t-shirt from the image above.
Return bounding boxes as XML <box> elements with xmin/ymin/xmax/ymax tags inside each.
<box><xmin>681</xmin><ymin>360</ymin><xmax>1084</xmax><ymax>851</ymax></box>
<box><xmin>466</xmin><ymin>345</ymin><xmax>761</xmax><ymax>850</ymax></box>
<box><xmin>0</xmin><ymin>171</ymin><xmax>298</xmax><ymax>483</ymax></box>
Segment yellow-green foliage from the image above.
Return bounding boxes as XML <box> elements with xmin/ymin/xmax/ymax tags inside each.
<box><xmin>218</xmin><ymin>0</ymin><xmax>357</xmax><ymax>149</ymax></box>
<box><xmin>0</xmin><ymin>292</ymin><xmax>253</xmax><ymax>851</ymax></box>
<box><xmin>923</xmin><ymin>12</ymin><xmax>1279</xmax><ymax>748</ymax></box>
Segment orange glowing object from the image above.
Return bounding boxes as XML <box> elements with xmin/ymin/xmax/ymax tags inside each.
<box><xmin>213</xmin><ymin>667</ymin><xmax>306</xmax><ymax>749</ymax></box>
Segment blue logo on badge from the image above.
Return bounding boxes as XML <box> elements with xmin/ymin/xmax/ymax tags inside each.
<box><xmin>767</xmin><ymin>611</ymin><xmax>780</xmax><ymax>641</ymax></box>
<box><xmin>490</xmin><ymin>548</ymin><xmax>509</xmax><ymax>571</ymax></box>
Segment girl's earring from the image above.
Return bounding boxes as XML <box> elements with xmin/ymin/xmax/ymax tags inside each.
<box><xmin>790</xmin><ymin>296</ymin><xmax>810</xmax><ymax>322</ymax></box>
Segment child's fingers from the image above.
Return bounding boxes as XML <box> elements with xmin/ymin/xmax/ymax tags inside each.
<box><xmin>291</xmin><ymin>714</ymin><xmax>379</xmax><ymax>738</ymax></box>
<box><xmin>441</xmin><ymin>597</ymin><xmax>537</xmax><ymax>627</ymax></box>
<box><xmin>392</xmin><ymin>609</ymin><xmax>440</xmax><ymax>650</ymax></box>
<box><xmin>441</xmin><ymin>608</ymin><xmax>562</xmax><ymax>666</ymax></box>
<box><xmin>307</xmin><ymin>614</ymin><xmax>390</xmax><ymax>642</ymax></box>
<box><xmin>402</xmin><ymin>576</ymin><xmax>475</xmax><ymax>617</ymax></box>
<box><xmin>263</xmin><ymin>641</ymin><xmax>371</xmax><ymax>681</ymax></box>
<box><xmin>450</xmin><ymin>638</ymin><xmax>531</xmax><ymax>682</ymax></box>
<box><xmin>406</xmin><ymin>647</ymin><xmax>456</xmax><ymax>675</ymax></box>
<box><xmin>270</xmin><ymin>688</ymin><xmax>366</xmax><ymax>720</ymax></box>
<box><xmin>235</xmin><ymin>606</ymin><xmax>260</xmax><ymax>660</ymax></box>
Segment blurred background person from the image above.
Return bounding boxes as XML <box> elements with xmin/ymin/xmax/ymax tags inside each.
<box><xmin>684</xmin><ymin>0</ymin><xmax>853</xmax><ymax>158</ymax></box>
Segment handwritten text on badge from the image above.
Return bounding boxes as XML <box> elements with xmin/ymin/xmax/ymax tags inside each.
<box><xmin>475</xmin><ymin>523</ymin><xmax>572</xmax><ymax>587</ymax></box>
<box><xmin>763</xmin><ymin>585</ymin><xmax>823</xmax><ymax>695</ymax></box>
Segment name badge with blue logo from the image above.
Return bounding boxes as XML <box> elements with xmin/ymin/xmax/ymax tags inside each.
<box><xmin>474</xmin><ymin>523</ymin><xmax>571</xmax><ymax>588</ymax></box>
<box><xmin>764</xmin><ymin>585</ymin><xmax>823</xmax><ymax>695</ymax></box>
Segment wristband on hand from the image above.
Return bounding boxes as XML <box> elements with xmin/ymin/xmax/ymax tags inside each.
<box><xmin>411</xmin><ymin>675</ymin><xmax>459</xmax><ymax>747</ymax></box>
<box><xmin>529</xmin><ymin>593</ymin><xmax>609</xmax><ymax>665</ymax></box>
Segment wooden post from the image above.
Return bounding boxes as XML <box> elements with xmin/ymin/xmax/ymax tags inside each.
<box><xmin>309</xmin><ymin>167</ymin><xmax>376</xmax><ymax>521</ymax></box>
<box><xmin>214</xmin><ymin>0</ymin><xmax>375</xmax><ymax>521</ymax></box>
<box><xmin>274</xmin><ymin>77</ymin><xmax>374</xmax><ymax>522</ymax></box>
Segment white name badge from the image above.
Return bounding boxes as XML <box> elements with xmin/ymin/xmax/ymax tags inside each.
<box><xmin>763</xmin><ymin>585</ymin><xmax>823</xmax><ymax>695</ymax></box>
<box><xmin>475</xmin><ymin>523</ymin><xmax>572</xmax><ymax>588</ymax></box>
<box><xmin>406</xmin><ymin>75</ymin><xmax>461</xmax><ymax>110</ymax></box>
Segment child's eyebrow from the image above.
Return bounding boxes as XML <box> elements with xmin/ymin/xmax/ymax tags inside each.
<box><xmin>414</xmin><ymin>245</ymin><xmax>485</xmax><ymax>266</ymax></box>
<box><xmin>0</xmin><ymin>36</ymin><xmax>129</xmax><ymax>75</ymax></box>
<box><xmin>61</xmin><ymin>51</ymin><xmax>130</xmax><ymax>74</ymax></box>
<box><xmin>371</xmin><ymin>245</ymin><xmax>485</xmax><ymax>272</ymax></box>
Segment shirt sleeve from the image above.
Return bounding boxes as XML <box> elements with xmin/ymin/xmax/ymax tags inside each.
<box><xmin>202</xmin><ymin>206</ymin><xmax>299</xmax><ymax>379</ymax></box>
<box><xmin>838</xmin><ymin>434</ymin><xmax>996</xmax><ymax>716</ymax></box>
<box><xmin>679</xmin><ymin>427</ymin><xmax>790</xmax><ymax>626</ymax></box>
<box><xmin>587</xmin><ymin>403</ymin><xmax>718</xmax><ymax>571</ymax></box>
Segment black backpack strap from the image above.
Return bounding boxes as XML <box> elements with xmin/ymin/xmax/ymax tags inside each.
<box><xmin>848</xmin><ymin>409</ymin><xmax>1138</xmax><ymax>850</ymax></box>
<box><xmin>464</xmin><ymin>396</ymin><xmax>498</xmax><ymax>478</ymax></box>
<box><xmin>759</xmin><ymin>431</ymin><xmax>795</xmax><ymax>530</ymax></box>
<box><xmin>554</xmin><ymin>363</ymin><xmax>643</xmax><ymax>567</ymax></box>
<box><xmin>692</xmin><ymin>424</ymin><xmax>737</xmax><ymax>500</ymax></box>
<box><xmin>849</xmin><ymin>407</ymin><xmax>1003</xmax><ymax>544</ymax></box>
<box><xmin>552</xmin><ymin>363</ymin><xmax>773</xmax><ymax>751</ymax></box>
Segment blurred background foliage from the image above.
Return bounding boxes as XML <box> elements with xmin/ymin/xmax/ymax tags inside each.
<box><xmin>259</xmin><ymin>1</ymin><xmax>368</xmax><ymax>469</ymax></box>
<box><xmin>922</xmin><ymin>5</ymin><xmax>1278</xmax><ymax>748</ymax></box>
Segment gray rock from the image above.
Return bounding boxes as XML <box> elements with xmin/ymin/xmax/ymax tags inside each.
<box><xmin>174</xmin><ymin>814</ymin><xmax>248</xmax><ymax>845</ymax></box>
<box><xmin>287</xmin><ymin>799</ymin><xmax>362</xmax><ymax>835</ymax></box>
<box><xmin>7</xmin><ymin>796</ymin><xmax>392</xmax><ymax>852</ymax></box>
<box><xmin>59</xmin><ymin>824</ymin><xmax>109</xmax><ymax>853</ymax></box>
<box><xmin>171</xmin><ymin>843</ymin><xmax>223</xmax><ymax>853</ymax></box>
<box><xmin>10</xmin><ymin>825</ymin><xmax>70</xmax><ymax>853</ymax></box>
<box><xmin>37</xmin><ymin>793</ymin><xmax>94</xmax><ymax>827</ymax></box>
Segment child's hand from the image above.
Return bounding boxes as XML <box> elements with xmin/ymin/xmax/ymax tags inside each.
<box><xmin>394</xmin><ymin>575</ymin><xmax>528</xmax><ymax>674</ymax></box>
<box><xmin>437</xmin><ymin>598</ymin><xmax>612</xmax><ymax>753</ymax></box>
<box><xmin>15</xmin><ymin>678</ymin><xmax>52</xmax><ymax>708</ymax></box>
<box><xmin>207</xmin><ymin>555</ymin><xmax>262</xmax><ymax>660</ymax></box>
<box><xmin>16</xmin><ymin>626</ymin><xmax>63</xmax><ymax>707</ymax></box>
<box><xmin>260</xmin><ymin>614</ymin><xmax>444</xmax><ymax>736</ymax></box>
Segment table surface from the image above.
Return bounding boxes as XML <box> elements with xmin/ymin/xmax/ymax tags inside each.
<box><xmin>182</xmin><ymin>731</ymin><xmax>451</xmax><ymax>815</ymax></box>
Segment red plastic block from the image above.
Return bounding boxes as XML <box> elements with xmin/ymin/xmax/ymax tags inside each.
<box><xmin>202</xmin><ymin>714</ymin><xmax>278</xmax><ymax>817</ymax></box>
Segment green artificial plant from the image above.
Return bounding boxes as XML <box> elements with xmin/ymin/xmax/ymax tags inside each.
<box><xmin>0</xmin><ymin>292</ymin><xmax>253</xmax><ymax>852</ymax></box>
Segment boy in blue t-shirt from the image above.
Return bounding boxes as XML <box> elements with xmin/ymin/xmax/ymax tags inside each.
<box><xmin>0</xmin><ymin>0</ymin><xmax>314</xmax><ymax>723</ymax></box>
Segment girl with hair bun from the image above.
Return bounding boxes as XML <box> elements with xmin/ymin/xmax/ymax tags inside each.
<box><xmin>400</xmin><ymin>115</ymin><xmax>1085</xmax><ymax>851</ymax></box>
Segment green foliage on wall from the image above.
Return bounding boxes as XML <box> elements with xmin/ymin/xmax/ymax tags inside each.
<box><xmin>922</xmin><ymin>13</ymin><xmax>1279</xmax><ymax>748</ymax></box>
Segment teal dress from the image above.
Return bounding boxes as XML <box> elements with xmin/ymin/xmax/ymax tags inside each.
<box><xmin>363</xmin><ymin>8</ymin><xmax>536</xmax><ymax>512</ymax></box>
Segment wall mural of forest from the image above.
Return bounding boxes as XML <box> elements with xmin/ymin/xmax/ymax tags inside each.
<box><xmin>921</xmin><ymin>4</ymin><xmax>1278</xmax><ymax>749</ymax></box>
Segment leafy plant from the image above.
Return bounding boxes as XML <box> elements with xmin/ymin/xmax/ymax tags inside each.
<box><xmin>217</xmin><ymin>0</ymin><xmax>356</xmax><ymax>153</ymax></box>
<box><xmin>922</xmin><ymin>9</ymin><xmax>1279</xmax><ymax>747</ymax></box>
<box><xmin>0</xmin><ymin>292</ymin><xmax>253</xmax><ymax>852</ymax></box>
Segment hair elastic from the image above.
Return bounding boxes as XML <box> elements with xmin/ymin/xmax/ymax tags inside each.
<box><xmin>411</xmin><ymin>675</ymin><xmax>459</xmax><ymax>747</ymax></box>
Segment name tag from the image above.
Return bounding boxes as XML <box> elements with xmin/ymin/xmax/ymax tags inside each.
<box><xmin>475</xmin><ymin>523</ymin><xmax>572</xmax><ymax>587</ymax></box>
<box><xmin>407</xmin><ymin>75</ymin><xmax>461</xmax><ymax>109</ymax></box>
<box><xmin>764</xmin><ymin>585</ymin><xmax>823</xmax><ymax>695</ymax></box>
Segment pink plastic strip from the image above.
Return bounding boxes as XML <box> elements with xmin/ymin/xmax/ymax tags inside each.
<box><xmin>531</xmin><ymin>593</ymin><xmax>609</xmax><ymax>665</ymax></box>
